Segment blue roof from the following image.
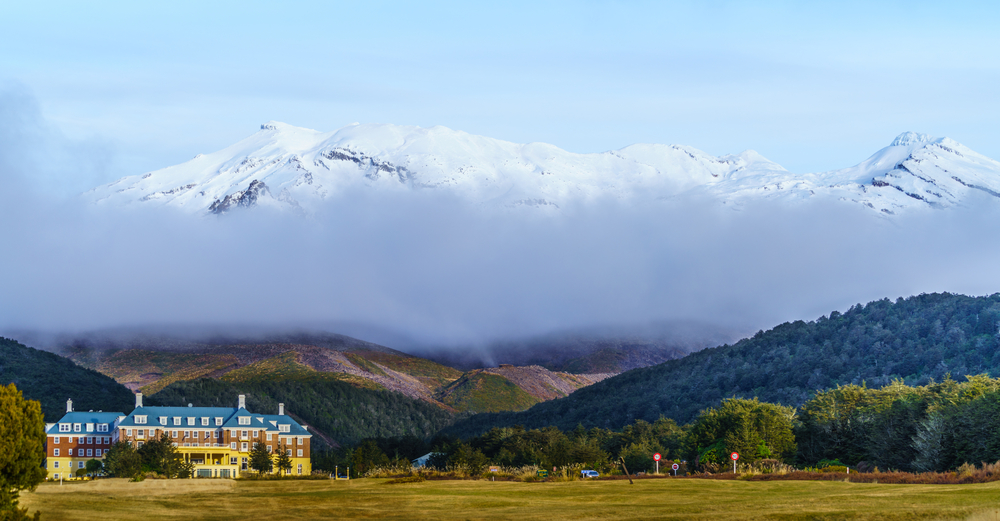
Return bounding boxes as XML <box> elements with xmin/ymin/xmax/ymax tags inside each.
<box><xmin>118</xmin><ymin>406</ymin><xmax>310</xmax><ymax>436</ymax></box>
<box><xmin>47</xmin><ymin>411</ymin><xmax>124</xmax><ymax>434</ymax></box>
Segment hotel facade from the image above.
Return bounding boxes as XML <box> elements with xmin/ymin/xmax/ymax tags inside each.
<box><xmin>44</xmin><ymin>394</ymin><xmax>312</xmax><ymax>479</ymax></box>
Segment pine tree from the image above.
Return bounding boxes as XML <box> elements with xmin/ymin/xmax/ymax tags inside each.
<box><xmin>275</xmin><ymin>443</ymin><xmax>292</xmax><ymax>476</ymax></box>
<box><xmin>249</xmin><ymin>442</ymin><xmax>273</xmax><ymax>477</ymax></box>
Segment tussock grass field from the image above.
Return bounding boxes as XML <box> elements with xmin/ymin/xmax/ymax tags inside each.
<box><xmin>19</xmin><ymin>477</ymin><xmax>1000</xmax><ymax>520</ymax></box>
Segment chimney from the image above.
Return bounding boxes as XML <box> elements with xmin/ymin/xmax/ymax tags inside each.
<box><xmin>66</xmin><ymin>399</ymin><xmax>73</xmax><ymax>413</ymax></box>
<box><xmin>278</xmin><ymin>403</ymin><xmax>284</xmax><ymax>416</ymax></box>
<box><xmin>238</xmin><ymin>394</ymin><xmax>246</xmax><ymax>410</ymax></box>
<box><xmin>135</xmin><ymin>393</ymin><xmax>143</xmax><ymax>409</ymax></box>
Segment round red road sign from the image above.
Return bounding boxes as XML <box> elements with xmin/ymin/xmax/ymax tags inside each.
<box><xmin>672</xmin><ymin>463</ymin><xmax>679</xmax><ymax>470</ymax></box>
<box><xmin>653</xmin><ymin>453</ymin><xmax>661</xmax><ymax>461</ymax></box>
<box><xmin>730</xmin><ymin>452</ymin><xmax>740</xmax><ymax>461</ymax></box>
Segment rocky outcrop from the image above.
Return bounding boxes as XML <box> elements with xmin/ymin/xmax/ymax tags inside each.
<box><xmin>209</xmin><ymin>179</ymin><xmax>270</xmax><ymax>214</ymax></box>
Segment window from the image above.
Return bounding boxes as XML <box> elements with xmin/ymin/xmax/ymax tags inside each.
<box><xmin>137</xmin><ymin>442</ymin><xmax>144</xmax><ymax>448</ymax></box>
<box><xmin>192</xmin><ymin>443</ymin><xmax>199</xmax><ymax>447</ymax></box>
<box><xmin>230</xmin><ymin>457</ymin><xmax>237</xmax><ymax>465</ymax></box>
<box><xmin>266</xmin><ymin>433</ymin><xmax>272</xmax><ymax>441</ymax></box>
<box><xmin>86</xmin><ymin>423</ymin><xmax>94</xmax><ymax>432</ymax></box>
<box><xmin>286</xmin><ymin>449</ymin><xmax>292</xmax><ymax>457</ymax></box>
<box><xmin>53</xmin><ymin>437</ymin><xmax>60</xmax><ymax>444</ymax></box>
<box><xmin>53</xmin><ymin>461</ymin><xmax>59</xmax><ymax>468</ymax></box>
<box><xmin>74</xmin><ymin>424</ymin><xmax>82</xmax><ymax>432</ymax></box>
<box><xmin>252</xmin><ymin>430</ymin><xmax>258</xmax><ymax>438</ymax></box>
<box><xmin>297</xmin><ymin>464</ymin><xmax>302</xmax><ymax>475</ymax></box>
<box><xmin>87</xmin><ymin>449</ymin><xmax>93</xmax><ymax>457</ymax></box>
<box><xmin>68</xmin><ymin>449</ymin><xmax>73</xmax><ymax>456</ymax></box>
<box><xmin>54</xmin><ymin>473</ymin><xmax>60</xmax><ymax>479</ymax></box>
<box><xmin>126</xmin><ymin>429</ymin><xmax>132</xmax><ymax>436</ymax></box>
<box><xmin>297</xmin><ymin>437</ymin><xmax>302</xmax><ymax>445</ymax></box>
<box><xmin>238</xmin><ymin>416</ymin><xmax>250</xmax><ymax>425</ymax></box>
<box><xmin>266</xmin><ymin>446</ymin><xmax>272</xmax><ymax>453</ymax></box>
<box><xmin>104</xmin><ymin>449</ymin><xmax>109</xmax><ymax>455</ymax></box>
<box><xmin>137</xmin><ymin>429</ymin><xmax>145</xmax><ymax>438</ymax></box>
<box><xmin>173</xmin><ymin>417</ymin><xmax>181</xmax><ymax>426</ymax></box>
<box><xmin>230</xmin><ymin>442</ymin><xmax>237</xmax><ymax>450</ymax></box>
<box><xmin>87</xmin><ymin>437</ymin><xmax>93</xmax><ymax>444</ymax></box>
<box><xmin>158</xmin><ymin>417</ymin><xmax>167</xmax><ymax>425</ymax></box>
<box><xmin>230</xmin><ymin>429</ymin><xmax>237</xmax><ymax>438</ymax></box>
<box><xmin>59</xmin><ymin>423</ymin><xmax>70</xmax><ymax>432</ymax></box>
<box><xmin>215</xmin><ymin>417</ymin><xmax>223</xmax><ymax>426</ymax></box>
<box><xmin>79</xmin><ymin>461</ymin><xmax>85</xmax><ymax>469</ymax></box>
<box><xmin>184</xmin><ymin>431</ymin><xmax>190</xmax><ymax>438</ymax></box>
<box><xmin>97</xmin><ymin>424</ymin><xmax>108</xmax><ymax>432</ymax></box>
<box><xmin>241</xmin><ymin>442</ymin><xmax>248</xmax><ymax>452</ymax></box>
<box><xmin>241</xmin><ymin>430</ymin><xmax>248</xmax><ymax>439</ymax></box>
<box><xmin>297</xmin><ymin>449</ymin><xmax>303</xmax><ymax>457</ymax></box>
<box><xmin>53</xmin><ymin>449</ymin><xmax>60</xmax><ymax>457</ymax></box>
<box><xmin>201</xmin><ymin>417</ymin><xmax>209</xmax><ymax>426</ymax></box>
<box><xmin>134</xmin><ymin>415</ymin><xmax>147</xmax><ymax>425</ymax></box>
<box><xmin>278</xmin><ymin>424</ymin><xmax>290</xmax><ymax>433</ymax></box>
<box><xmin>187</xmin><ymin>417</ymin><xmax>195</xmax><ymax>426</ymax></box>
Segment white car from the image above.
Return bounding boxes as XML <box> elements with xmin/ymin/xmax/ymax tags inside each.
<box><xmin>580</xmin><ymin>470</ymin><xmax>599</xmax><ymax>478</ymax></box>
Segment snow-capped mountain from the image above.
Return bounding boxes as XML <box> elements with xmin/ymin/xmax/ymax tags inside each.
<box><xmin>85</xmin><ymin>122</ymin><xmax>1000</xmax><ymax>216</ymax></box>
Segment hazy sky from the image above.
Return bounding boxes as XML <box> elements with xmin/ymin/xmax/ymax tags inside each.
<box><xmin>3</xmin><ymin>1</ymin><xmax>1000</xmax><ymax>350</ymax></box>
<box><xmin>3</xmin><ymin>1</ymin><xmax>1000</xmax><ymax>188</ymax></box>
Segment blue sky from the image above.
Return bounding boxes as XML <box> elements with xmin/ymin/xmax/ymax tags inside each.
<box><xmin>3</xmin><ymin>0</ymin><xmax>999</xmax><ymax>186</ymax></box>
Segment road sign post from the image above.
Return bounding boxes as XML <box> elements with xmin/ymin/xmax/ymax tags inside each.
<box><xmin>672</xmin><ymin>462</ymin><xmax>679</xmax><ymax>476</ymax></box>
<box><xmin>730</xmin><ymin>452</ymin><xmax>739</xmax><ymax>474</ymax></box>
<box><xmin>653</xmin><ymin>453</ymin><xmax>661</xmax><ymax>474</ymax></box>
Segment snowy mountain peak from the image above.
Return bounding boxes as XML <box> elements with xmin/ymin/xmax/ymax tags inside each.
<box><xmin>84</xmin><ymin>123</ymin><xmax>1000</xmax><ymax>217</ymax></box>
<box><xmin>890</xmin><ymin>131</ymin><xmax>936</xmax><ymax>148</ymax></box>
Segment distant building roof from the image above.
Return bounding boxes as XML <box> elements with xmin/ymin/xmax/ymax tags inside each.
<box><xmin>46</xmin><ymin>411</ymin><xmax>124</xmax><ymax>434</ymax></box>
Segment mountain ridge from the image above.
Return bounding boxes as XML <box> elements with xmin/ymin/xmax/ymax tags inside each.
<box><xmin>84</xmin><ymin>122</ymin><xmax>1000</xmax><ymax>216</ymax></box>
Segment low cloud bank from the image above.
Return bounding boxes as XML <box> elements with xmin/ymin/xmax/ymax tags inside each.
<box><xmin>3</xmin><ymin>86</ymin><xmax>1000</xmax><ymax>352</ymax></box>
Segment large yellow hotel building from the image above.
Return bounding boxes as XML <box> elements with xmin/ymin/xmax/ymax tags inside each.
<box><xmin>45</xmin><ymin>394</ymin><xmax>312</xmax><ymax>479</ymax></box>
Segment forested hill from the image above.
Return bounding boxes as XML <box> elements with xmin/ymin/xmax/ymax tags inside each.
<box><xmin>0</xmin><ymin>337</ymin><xmax>135</xmax><ymax>421</ymax></box>
<box><xmin>444</xmin><ymin>292</ymin><xmax>1000</xmax><ymax>437</ymax></box>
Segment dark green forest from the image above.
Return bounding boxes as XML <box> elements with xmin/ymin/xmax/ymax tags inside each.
<box><xmin>150</xmin><ymin>377</ymin><xmax>458</xmax><ymax>447</ymax></box>
<box><xmin>0</xmin><ymin>337</ymin><xmax>135</xmax><ymax>421</ymax></box>
<box><xmin>444</xmin><ymin>293</ymin><xmax>1000</xmax><ymax>437</ymax></box>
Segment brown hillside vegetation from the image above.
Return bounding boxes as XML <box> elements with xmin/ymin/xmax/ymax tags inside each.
<box><xmin>67</xmin><ymin>339</ymin><xmax>612</xmax><ymax>413</ymax></box>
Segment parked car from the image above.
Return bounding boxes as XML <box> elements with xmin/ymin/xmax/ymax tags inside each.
<box><xmin>580</xmin><ymin>470</ymin><xmax>599</xmax><ymax>478</ymax></box>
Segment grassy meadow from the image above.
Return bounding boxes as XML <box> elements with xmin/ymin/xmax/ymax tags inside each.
<box><xmin>19</xmin><ymin>477</ymin><xmax>1000</xmax><ymax>520</ymax></box>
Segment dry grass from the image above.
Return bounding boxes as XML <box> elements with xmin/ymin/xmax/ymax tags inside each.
<box><xmin>19</xmin><ymin>475</ymin><xmax>1000</xmax><ymax>520</ymax></box>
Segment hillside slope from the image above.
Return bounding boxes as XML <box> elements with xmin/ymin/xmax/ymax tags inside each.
<box><xmin>443</xmin><ymin>292</ymin><xmax>1000</xmax><ymax>437</ymax></box>
<box><xmin>0</xmin><ymin>337</ymin><xmax>134</xmax><ymax>421</ymax></box>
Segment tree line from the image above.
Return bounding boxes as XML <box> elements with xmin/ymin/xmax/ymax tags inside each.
<box><xmin>317</xmin><ymin>374</ymin><xmax>1000</xmax><ymax>476</ymax></box>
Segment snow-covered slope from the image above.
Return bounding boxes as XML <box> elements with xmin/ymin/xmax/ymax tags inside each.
<box><xmin>84</xmin><ymin>123</ymin><xmax>1000</xmax><ymax>216</ymax></box>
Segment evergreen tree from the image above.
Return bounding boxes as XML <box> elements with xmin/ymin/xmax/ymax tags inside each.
<box><xmin>103</xmin><ymin>440</ymin><xmax>142</xmax><ymax>479</ymax></box>
<box><xmin>137</xmin><ymin>433</ymin><xmax>185</xmax><ymax>478</ymax></box>
<box><xmin>249</xmin><ymin>442</ymin><xmax>273</xmax><ymax>476</ymax></box>
<box><xmin>275</xmin><ymin>443</ymin><xmax>292</xmax><ymax>476</ymax></box>
<box><xmin>0</xmin><ymin>384</ymin><xmax>45</xmax><ymax>520</ymax></box>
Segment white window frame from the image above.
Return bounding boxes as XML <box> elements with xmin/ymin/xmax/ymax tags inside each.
<box><xmin>297</xmin><ymin>449</ymin><xmax>303</xmax><ymax>457</ymax></box>
<box><xmin>79</xmin><ymin>461</ymin><xmax>85</xmax><ymax>469</ymax></box>
<box><xmin>68</xmin><ymin>449</ymin><xmax>73</xmax><ymax>456</ymax></box>
<box><xmin>252</xmin><ymin>430</ymin><xmax>258</xmax><ymax>438</ymax></box>
<box><xmin>201</xmin><ymin>417</ymin><xmax>209</xmax><ymax>426</ymax></box>
<box><xmin>87</xmin><ymin>449</ymin><xmax>93</xmax><ymax>457</ymax></box>
<box><xmin>241</xmin><ymin>442</ymin><xmax>248</xmax><ymax>452</ymax></box>
<box><xmin>230</xmin><ymin>442</ymin><xmax>237</xmax><ymax>450</ymax></box>
<box><xmin>134</xmin><ymin>415</ymin><xmax>147</xmax><ymax>425</ymax></box>
<box><xmin>215</xmin><ymin>417</ymin><xmax>223</xmax><ymax>426</ymax></box>
<box><xmin>187</xmin><ymin>417</ymin><xmax>195</xmax><ymax>426</ymax></box>
<box><xmin>53</xmin><ymin>437</ymin><xmax>60</xmax><ymax>444</ymax></box>
<box><xmin>86</xmin><ymin>423</ymin><xmax>95</xmax><ymax>432</ymax></box>
<box><xmin>238</xmin><ymin>416</ymin><xmax>250</xmax><ymax>425</ymax></box>
<box><xmin>97</xmin><ymin>424</ymin><xmax>108</xmax><ymax>432</ymax></box>
<box><xmin>278</xmin><ymin>424</ymin><xmax>290</xmax><ymax>433</ymax></box>
<box><xmin>266</xmin><ymin>433</ymin><xmax>272</xmax><ymax>441</ymax></box>
<box><xmin>126</xmin><ymin>429</ymin><xmax>132</xmax><ymax>436</ymax></box>
<box><xmin>74</xmin><ymin>423</ymin><xmax>82</xmax><ymax>432</ymax></box>
<box><xmin>173</xmin><ymin>417</ymin><xmax>181</xmax><ymax>426</ymax></box>
<box><xmin>158</xmin><ymin>417</ymin><xmax>167</xmax><ymax>425</ymax></box>
<box><xmin>59</xmin><ymin>423</ymin><xmax>70</xmax><ymax>432</ymax></box>
<box><xmin>184</xmin><ymin>431</ymin><xmax>190</xmax><ymax>439</ymax></box>
<box><xmin>53</xmin><ymin>449</ymin><xmax>60</xmax><ymax>457</ymax></box>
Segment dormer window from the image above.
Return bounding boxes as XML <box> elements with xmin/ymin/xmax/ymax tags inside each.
<box><xmin>73</xmin><ymin>424</ymin><xmax>82</xmax><ymax>432</ymax></box>
<box><xmin>238</xmin><ymin>417</ymin><xmax>250</xmax><ymax>426</ymax></box>
<box><xmin>86</xmin><ymin>423</ymin><xmax>95</xmax><ymax>432</ymax></box>
<box><xmin>278</xmin><ymin>424</ymin><xmax>290</xmax><ymax>433</ymax></box>
<box><xmin>215</xmin><ymin>417</ymin><xmax>223</xmax><ymax>426</ymax></box>
<box><xmin>173</xmin><ymin>417</ymin><xmax>181</xmax><ymax>426</ymax></box>
<box><xmin>159</xmin><ymin>417</ymin><xmax>167</xmax><ymax>425</ymax></box>
<box><xmin>59</xmin><ymin>423</ymin><xmax>71</xmax><ymax>433</ymax></box>
<box><xmin>97</xmin><ymin>424</ymin><xmax>109</xmax><ymax>432</ymax></box>
<box><xmin>201</xmin><ymin>417</ymin><xmax>209</xmax><ymax>426</ymax></box>
<box><xmin>134</xmin><ymin>416</ymin><xmax>147</xmax><ymax>425</ymax></box>
<box><xmin>187</xmin><ymin>417</ymin><xmax>195</xmax><ymax>426</ymax></box>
